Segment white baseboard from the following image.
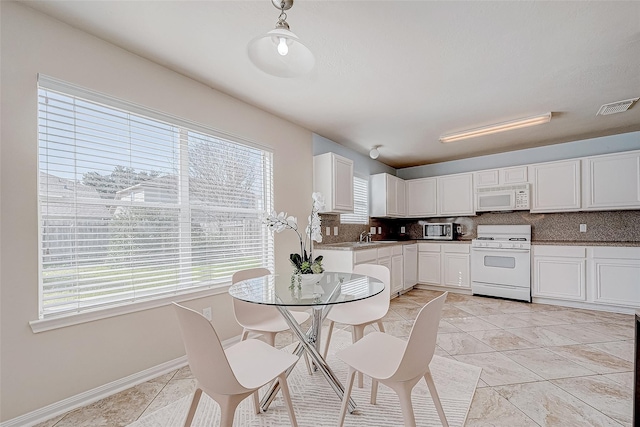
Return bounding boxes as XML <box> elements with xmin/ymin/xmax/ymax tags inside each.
<box><xmin>0</xmin><ymin>335</ymin><xmax>241</xmax><ymax>427</ymax></box>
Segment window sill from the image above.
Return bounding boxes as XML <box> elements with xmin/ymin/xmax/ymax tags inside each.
<box><xmin>29</xmin><ymin>284</ymin><xmax>231</xmax><ymax>333</ymax></box>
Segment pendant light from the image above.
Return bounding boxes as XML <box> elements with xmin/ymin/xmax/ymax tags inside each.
<box><xmin>247</xmin><ymin>0</ymin><xmax>315</xmax><ymax>78</ymax></box>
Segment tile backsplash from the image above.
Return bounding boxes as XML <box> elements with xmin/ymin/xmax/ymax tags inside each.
<box><xmin>319</xmin><ymin>210</ymin><xmax>640</xmax><ymax>243</ymax></box>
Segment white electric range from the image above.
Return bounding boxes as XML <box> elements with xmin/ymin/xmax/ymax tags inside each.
<box><xmin>471</xmin><ymin>225</ymin><xmax>532</xmax><ymax>302</ymax></box>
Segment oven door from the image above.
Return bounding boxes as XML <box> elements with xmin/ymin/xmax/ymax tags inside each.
<box><xmin>471</xmin><ymin>247</ymin><xmax>530</xmax><ymax>288</ymax></box>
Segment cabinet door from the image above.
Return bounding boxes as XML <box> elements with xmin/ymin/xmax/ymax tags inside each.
<box><xmin>530</xmin><ymin>160</ymin><xmax>581</xmax><ymax>212</ymax></box>
<box><xmin>437</xmin><ymin>173</ymin><xmax>474</xmax><ymax>216</ymax></box>
<box><xmin>501</xmin><ymin>166</ymin><xmax>528</xmax><ymax>184</ymax></box>
<box><xmin>533</xmin><ymin>257</ymin><xmax>586</xmax><ymax>301</ymax></box>
<box><xmin>377</xmin><ymin>256</ymin><xmax>392</xmax><ymax>280</ymax></box>
<box><xmin>396</xmin><ymin>178</ymin><xmax>406</xmax><ymax>216</ymax></box>
<box><xmin>589</xmin><ymin>258</ymin><xmax>640</xmax><ymax>307</ymax></box>
<box><xmin>584</xmin><ymin>151</ymin><xmax>640</xmax><ymax>210</ymax></box>
<box><xmin>403</xmin><ymin>245</ymin><xmax>418</xmax><ymax>289</ymax></box>
<box><xmin>391</xmin><ymin>255</ymin><xmax>403</xmax><ymax>295</ymax></box>
<box><xmin>314</xmin><ymin>153</ymin><xmax>354</xmax><ymax>214</ymax></box>
<box><xmin>418</xmin><ymin>252</ymin><xmax>441</xmax><ymax>284</ymax></box>
<box><xmin>385</xmin><ymin>174</ymin><xmax>397</xmax><ymax>216</ymax></box>
<box><xmin>442</xmin><ymin>253</ymin><xmax>470</xmax><ymax>288</ymax></box>
<box><xmin>406</xmin><ymin>178</ymin><xmax>437</xmax><ymax>217</ymax></box>
<box><xmin>474</xmin><ymin>170</ymin><xmax>499</xmax><ymax>187</ymax></box>
<box><xmin>333</xmin><ymin>155</ymin><xmax>354</xmax><ymax>212</ymax></box>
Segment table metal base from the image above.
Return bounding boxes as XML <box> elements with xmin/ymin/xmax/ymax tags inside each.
<box><xmin>259</xmin><ymin>306</ymin><xmax>357</xmax><ymax>413</ymax></box>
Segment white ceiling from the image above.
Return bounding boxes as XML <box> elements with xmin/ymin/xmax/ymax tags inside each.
<box><xmin>21</xmin><ymin>0</ymin><xmax>640</xmax><ymax>168</ymax></box>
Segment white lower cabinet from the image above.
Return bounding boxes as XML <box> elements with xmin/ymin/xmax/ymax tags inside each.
<box><xmin>588</xmin><ymin>247</ymin><xmax>640</xmax><ymax>308</ymax></box>
<box><xmin>532</xmin><ymin>246</ymin><xmax>586</xmax><ymax>301</ymax></box>
<box><xmin>418</xmin><ymin>243</ymin><xmax>470</xmax><ymax>289</ymax></box>
<box><xmin>315</xmin><ymin>243</ymin><xmax>416</xmax><ymax>299</ymax></box>
<box><xmin>391</xmin><ymin>253</ymin><xmax>404</xmax><ymax>294</ymax></box>
<box><xmin>418</xmin><ymin>244</ymin><xmax>441</xmax><ymax>284</ymax></box>
<box><xmin>403</xmin><ymin>244</ymin><xmax>418</xmax><ymax>290</ymax></box>
<box><xmin>533</xmin><ymin>245</ymin><xmax>640</xmax><ymax>311</ymax></box>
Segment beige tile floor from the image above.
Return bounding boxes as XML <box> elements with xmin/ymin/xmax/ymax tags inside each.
<box><xmin>35</xmin><ymin>289</ymin><xmax>635</xmax><ymax>427</ymax></box>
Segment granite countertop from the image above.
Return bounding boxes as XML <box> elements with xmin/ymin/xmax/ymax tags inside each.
<box><xmin>316</xmin><ymin>239</ymin><xmax>473</xmax><ymax>251</ymax></box>
<box><xmin>317</xmin><ymin>239</ymin><xmax>640</xmax><ymax>251</ymax></box>
<box><xmin>532</xmin><ymin>240</ymin><xmax>640</xmax><ymax>247</ymax></box>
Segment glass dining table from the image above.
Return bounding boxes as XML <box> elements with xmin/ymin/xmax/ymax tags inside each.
<box><xmin>228</xmin><ymin>271</ymin><xmax>385</xmax><ymax>413</ymax></box>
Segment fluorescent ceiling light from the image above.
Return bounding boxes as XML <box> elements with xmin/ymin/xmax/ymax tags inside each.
<box><xmin>439</xmin><ymin>112</ymin><xmax>552</xmax><ymax>143</ymax></box>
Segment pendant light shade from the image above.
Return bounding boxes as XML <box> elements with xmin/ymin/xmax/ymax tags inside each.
<box><xmin>248</xmin><ymin>0</ymin><xmax>315</xmax><ymax>78</ymax></box>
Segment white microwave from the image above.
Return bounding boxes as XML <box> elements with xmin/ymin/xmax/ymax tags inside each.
<box><xmin>475</xmin><ymin>184</ymin><xmax>530</xmax><ymax>212</ymax></box>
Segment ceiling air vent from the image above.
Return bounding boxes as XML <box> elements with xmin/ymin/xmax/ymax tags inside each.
<box><xmin>596</xmin><ymin>98</ymin><xmax>639</xmax><ymax>116</ymax></box>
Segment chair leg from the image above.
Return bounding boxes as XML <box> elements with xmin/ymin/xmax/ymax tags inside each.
<box><xmin>252</xmin><ymin>390</ymin><xmax>260</xmax><ymax>415</ymax></box>
<box><xmin>425</xmin><ymin>370</ymin><xmax>449</xmax><ymax>427</ymax></box>
<box><xmin>183</xmin><ymin>388</ymin><xmax>202</xmax><ymax>427</ymax></box>
<box><xmin>338</xmin><ymin>368</ymin><xmax>357</xmax><ymax>427</ymax></box>
<box><xmin>377</xmin><ymin>320</ymin><xmax>385</xmax><ymax>333</ymax></box>
<box><xmin>264</xmin><ymin>332</ymin><xmax>276</xmax><ymax>347</ymax></box>
<box><xmin>394</xmin><ymin>383</ymin><xmax>417</xmax><ymax>427</ymax></box>
<box><xmin>217</xmin><ymin>394</ymin><xmax>247</xmax><ymax>427</ymax></box>
<box><xmin>278</xmin><ymin>373</ymin><xmax>299</xmax><ymax>427</ymax></box>
<box><xmin>353</xmin><ymin>325</ymin><xmax>365</xmax><ymax>388</ymax></box>
<box><xmin>322</xmin><ymin>320</ymin><xmax>335</xmax><ymax>359</ymax></box>
<box><xmin>371</xmin><ymin>379</ymin><xmax>379</xmax><ymax>405</ymax></box>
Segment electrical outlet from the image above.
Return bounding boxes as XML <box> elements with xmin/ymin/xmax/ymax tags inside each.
<box><xmin>370</xmin><ymin>226</ymin><xmax>376</xmax><ymax>234</ymax></box>
<box><xmin>333</xmin><ymin>226</ymin><xmax>338</xmax><ymax>236</ymax></box>
<box><xmin>400</xmin><ymin>226</ymin><xmax>406</xmax><ymax>234</ymax></box>
<box><xmin>202</xmin><ymin>307</ymin><xmax>212</xmax><ymax>321</ymax></box>
<box><xmin>326</xmin><ymin>226</ymin><xmax>330</xmax><ymax>236</ymax></box>
<box><xmin>377</xmin><ymin>227</ymin><xmax>382</xmax><ymax>234</ymax></box>
<box><xmin>580</xmin><ymin>224</ymin><xmax>587</xmax><ymax>232</ymax></box>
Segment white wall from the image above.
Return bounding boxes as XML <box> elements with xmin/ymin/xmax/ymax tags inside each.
<box><xmin>0</xmin><ymin>2</ymin><xmax>313</xmax><ymax>421</ymax></box>
<box><xmin>398</xmin><ymin>131</ymin><xmax>640</xmax><ymax>179</ymax></box>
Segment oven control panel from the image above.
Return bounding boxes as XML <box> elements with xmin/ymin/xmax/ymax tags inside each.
<box><xmin>472</xmin><ymin>241</ymin><xmax>530</xmax><ymax>249</ymax></box>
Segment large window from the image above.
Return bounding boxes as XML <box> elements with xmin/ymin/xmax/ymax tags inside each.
<box><xmin>340</xmin><ymin>175</ymin><xmax>369</xmax><ymax>224</ymax></box>
<box><xmin>37</xmin><ymin>76</ymin><xmax>273</xmax><ymax>319</ymax></box>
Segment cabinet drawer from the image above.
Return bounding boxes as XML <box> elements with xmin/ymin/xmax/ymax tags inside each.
<box><xmin>377</xmin><ymin>247</ymin><xmax>392</xmax><ymax>258</ymax></box>
<box><xmin>533</xmin><ymin>245</ymin><xmax>586</xmax><ymax>258</ymax></box>
<box><xmin>354</xmin><ymin>249</ymin><xmax>378</xmax><ymax>264</ymax></box>
<box><xmin>418</xmin><ymin>243</ymin><xmax>441</xmax><ymax>252</ymax></box>
<box><xmin>392</xmin><ymin>245</ymin><xmax>403</xmax><ymax>256</ymax></box>
<box><xmin>442</xmin><ymin>244</ymin><xmax>470</xmax><ymax>254</ymax></box>
<box><xmin>588</xmin><ymin>246</ymin><xmax>640</xmax><ymax>260</ymax></box>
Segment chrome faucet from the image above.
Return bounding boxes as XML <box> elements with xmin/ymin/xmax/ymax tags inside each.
<box><xmin>359</xmin><ymin>231</ymin><xmax>372</xmax><ymax>243</ymax></box>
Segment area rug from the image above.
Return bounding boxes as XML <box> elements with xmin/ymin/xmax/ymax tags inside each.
<box><xmin>129</xmin><ymin>331</ymin><xmax>481</xmax><ymax>426</ymax></box>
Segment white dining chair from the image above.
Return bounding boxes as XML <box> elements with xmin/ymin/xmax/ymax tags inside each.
<box><xmin>173</xmin><ymin>303</ymin><xmax>299</xmax><ymax>427</ymax></box>
<box><xmin>322</xmin><ymin>263</ymin><xmax>390</xmax><ymax>387</ymax></box>
<box><xmin>232</xmin><ymin>267</ymin><xmax>312</xmax><ymax>374</ymax></box>
<box><xmin>335</xmin><ymin>292</ymin><xmax>449</xmax><ymax>427</ymax></box>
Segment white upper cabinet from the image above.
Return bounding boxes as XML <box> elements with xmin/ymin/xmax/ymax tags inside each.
<box><xmin>474</xmin><ymin>166</ymin><xmax>527</xmax><ymax>187</ymax></box>
<box><xmin>501</xmin><ymin>166</ymin><xmax>528</xmax><ymax>184</ymax></box>
<box><xmin>437</xmin><ymin>173</ymin><xmax>474</xmax><ymax>216</ymax></box>
<box><xmin>530</xmin><ymin>159</ymin><xmax>581</xmax><ymax>212</ymax></box>
<box><xmin>406</xmin><ymin>177</ymin><xmax>437</xmax><ymax>217</ymax></box>
<box><xmin>370</xmin><ymin>173</ymin><xmax>406</xmax><ymax>217</ymax></box>
<box><xmin>583</xmin><ymin>150</ymin><xmax>640</xmax><ymax>211</ymax></box>
<box><xmin>313</xmin><ymin>152</ymin><xmax>354</xmax><ymax>214</ymax></box>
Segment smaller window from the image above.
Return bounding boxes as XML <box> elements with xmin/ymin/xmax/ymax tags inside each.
<box><xmin>340</xmin><ymin>175</ymin><xmax>369</xmax><ymax>224</ymax></box>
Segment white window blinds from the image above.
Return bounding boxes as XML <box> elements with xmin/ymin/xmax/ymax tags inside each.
<box><xmin>340</xmin><ymin>175</ymin><xmax>369</xmax><ymax>224</ymax></box>
<box><xmin>37</xmin><ymin>76</ymin><xmax>274</xmax><ymax>319</ymax></box>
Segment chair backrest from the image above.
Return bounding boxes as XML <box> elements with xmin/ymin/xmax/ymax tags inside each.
<box><xmin>352</xmin><ymin>263</ymin><xmax>391</xmax><ymax>315</ymax></box>
<box><xmin>231</xmin><ymin>268</ymin><xmax>275</xmax><ymax>326</ymax></box>
<box><xmin>173</xmin><ymin>303</ymin><xmax>248</xmax><ymax>395</ymax></box>
<box><xmin>392</xmin><ymin>292</ymin><xmax>448</xmax><ymax>382</ymax></box>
